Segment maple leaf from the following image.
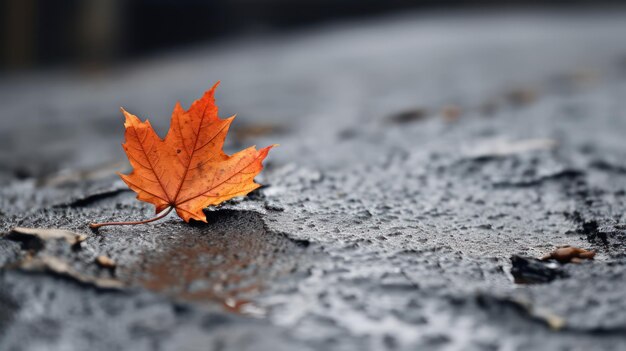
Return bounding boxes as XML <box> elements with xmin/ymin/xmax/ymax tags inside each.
<box><xmin>90</xmin><ymin>82</ymin><xmax>274</xmax><ymax>228</ymax></box>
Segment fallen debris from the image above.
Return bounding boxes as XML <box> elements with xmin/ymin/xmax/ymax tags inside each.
<box><xmin>464</xmin><ymin>138</ymin><xmax>557</xmax><ymax>159</ymax></box>
<box><xmin>16</xmin><ymin>255</ymin><xmax>124</xmax><ymax>289</ymax></box>
<box><xmin>505</xmin><ymin>87</ymin><xmax>538</xmax><ymax>106</ymax></box>
<box><xmin>441</xmin><ymin>105</ymin><xmax>461</xmax><ymax>122</ymax></box>
<box><xmin>541</xmin><ymin>246</ymin><xmax>596</xmax><ymax>264</ymax></box>
<box><xmin>387</xmin><ymin>108</ymin><xmax>429</xmax><ymax>124</ymax></box>
<box><xmin>95</xmin><ymin>255</ymin><xmax>116</xmax><ymax>269</ymax></box>
<box><xmin>510</xmin><ymin>255</ymin><xmax>566</xmax><ymax>284</ymax></box>
<box><xmin>233</xmin><ymin>123</ymin><xmax>286</xmax><ymax>142</ymax></box>
<box><xmin>5</xmin><ymin>227</ymin><xmax>87</xmax><ymax>251</ymax></box>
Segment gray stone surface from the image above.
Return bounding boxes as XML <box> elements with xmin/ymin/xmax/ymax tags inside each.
<box><xmin>2</xmin><ymin>10</ymin><xmax>626</xmax><ymax>351</ymax></box>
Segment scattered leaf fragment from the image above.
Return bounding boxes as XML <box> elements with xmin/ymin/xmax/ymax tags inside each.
<box><xmin>6</xmin><ymin>227</ymin><xmax>87</xmax><ymax>251</ymax></box>
<box><xmin>95</xmin><ymin>255</ymin><xmax>116</xmax><ymax>269</ymax></box>
<box><xmin>223</xmin><ymin>297</ymin><xmax>265</xmax><ymax>316</ymax></box>
<box><xmin>532</xmin><ymin>308</ymin><xmax>566</xmax><ymax>331</ymax></box>
<box><xmin>15</xmin><ymin>255</ymin><xmax>123</xmax><ymax>289</ymax></box>
<box><xmin>387</xmin><ymin>108</ymin><xmax>429</xmax><ymax>124</ymax></box>
<box><xmin>233</xmin><ymin>123</ymin><xmax>285</xmax><ymax>143</ymax></box>
<box><xmin>505</xmin><ymin>87</ymin><xmax>538</xmax><ymax>106</ymax></box>
<box><xmin>89</xmin><ymin>82</ymin><xmax>275</xmax><ymax>228</ymax></box>
<box><xmin>541</xmin><ymin>245</ymin><xmax>595</xmax><ymax>264</ymax></box>
<box><xmin>441</xmin><ymin>105</ymin><xmax>461</xmax><ymax>122</ymax></box>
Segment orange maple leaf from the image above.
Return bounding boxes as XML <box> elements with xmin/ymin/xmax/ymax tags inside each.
<box><xmin>90</xmin><ymin>82</ymin><xmax>274</xmax><ymax>228</ymax></box>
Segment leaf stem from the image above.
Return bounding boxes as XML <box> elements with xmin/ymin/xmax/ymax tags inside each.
<box><xmin>89</xmin><ymin>207</ymin><xmax>173</xmax><ymax>229</ymax></box>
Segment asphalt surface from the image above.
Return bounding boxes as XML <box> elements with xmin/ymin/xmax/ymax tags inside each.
<box><xmin>1</xmin><ymin>10</ymin><xmax>626</xmax><ymax>351</ymax></box>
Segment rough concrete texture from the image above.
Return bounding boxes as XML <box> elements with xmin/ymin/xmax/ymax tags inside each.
<box><xmin>2</xmin><ymin>10</ymin><xmax>626</xmax><ymax>351</ymax></box>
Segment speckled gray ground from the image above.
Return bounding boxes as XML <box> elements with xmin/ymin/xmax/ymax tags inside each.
<box><xmin>2</xmin><ymin>10</ymin><xmax>626</xmax><ymax>351</ymax></box>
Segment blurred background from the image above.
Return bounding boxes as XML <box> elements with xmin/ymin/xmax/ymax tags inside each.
<box><xmin>2</xmin><ymin>0</ymin><xmax>624</xmax><ymax>71</ymax></box>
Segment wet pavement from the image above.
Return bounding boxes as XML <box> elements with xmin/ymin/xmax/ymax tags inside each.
<box><xmin>2</xmin><ymin>10</ymin><xmax>626</xmax><ymax>351</ymax></box>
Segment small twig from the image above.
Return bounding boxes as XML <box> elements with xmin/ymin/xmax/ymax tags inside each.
<box><xmin>89</xmin><ymin>207</ymin><xmax>173</xmax><ymax>229</ymax></box>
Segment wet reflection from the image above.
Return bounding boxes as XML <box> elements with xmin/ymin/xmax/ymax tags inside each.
<box><xmin>120</xmin><ymin>210</ymin><xmax>304</xmax><ymax>316</ymax></box>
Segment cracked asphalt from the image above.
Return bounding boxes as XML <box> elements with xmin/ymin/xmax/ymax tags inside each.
<box><xmin>1</xmin><ymin>10</ymin><xmax>626</xmax><ymax>351</ymax></box>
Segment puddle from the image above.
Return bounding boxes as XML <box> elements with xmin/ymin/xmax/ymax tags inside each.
<box><xmin>118</xmin><ymin>210</ymin><xmax>307</xmax><ymax>316</ymax></box>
